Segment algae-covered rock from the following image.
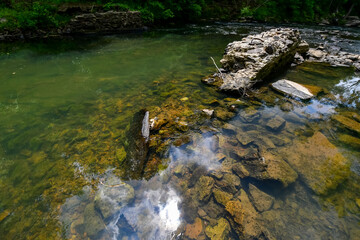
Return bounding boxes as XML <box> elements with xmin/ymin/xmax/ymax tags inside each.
<box><xmin>261</xmin><ymin>152</ymin><xmax>298</xmax><ymax>187</ymax></box>
<box><xmin>216</xmin><ymin>173</ymin><xmax>241</xmax><ymax>194</ymax></box>
<box><xmin>283</xmin><ymin>131</ymin><xmax>350</xmax><ymax>195</ymax></box>
<box><xmin>205</xmin><ymin>218</ymin><xmax>231</xmax><ymax>240</ymax></box>
<box><xmin>225</xmin><ymin>200</ymin><xmax>244</xmax><ymax>225</ymax></box>
<box><xmin>84</xmin><ymin>203</ymin><xmax>105</xmax><ymax>238</ymax></box>
<box><xmin>194</xmin><ymin>176</ymin><xmax>215</xmax><ymax>202</ymax></box>
<box><xmin>332</xmin><ymin>115</ymin><xmax>360</xmax><ymax>135</ymax></box>
<box><xmin>248</xmin><ymin>184</ymin><xmax>274</xmax><ymax>212</ymax></box>
<box><xmin>213</xmin><ymin>188</ymin><xmax>233</xmax><ymax>207</ymax></box>
<box><xmin>239</xmin><ymin>108</ymin><xmax>261</xmax><ymax>123</ymax></box>
<box><xmin>232</xmin><ymin>162</ymin><xmax>250</xmax><ymax>178</ymax></box>
<box><xmin>185</xmin><ymin>217</ymin><xmax>204</xmax><ymax>240</ymax></box>
<box><xmin>338</xmin><ymin>134</ymin><xmax>360</xmax><ymax>149</ymax></box>
<box><xmin>214</xmin><ymin>108</ymin><xmax>236</xmax><ymax>121</ymax></box>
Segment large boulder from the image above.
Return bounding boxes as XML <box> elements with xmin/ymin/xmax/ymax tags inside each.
<box><xmin>203</xmin><ymin>28</ymin><xmax>301</xmax><ymax>93</ymax></box>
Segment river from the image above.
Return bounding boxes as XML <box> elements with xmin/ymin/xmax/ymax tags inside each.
<box><xmin>0</xmin><ymin>23</ymin><xmax>359</xmax><ymax>239</ymax></box>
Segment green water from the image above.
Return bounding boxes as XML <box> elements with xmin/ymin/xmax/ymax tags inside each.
<box><xmin>0</xmin><ymin>25</ymin><xmax>359</xmax><ymax>240</ymax></box>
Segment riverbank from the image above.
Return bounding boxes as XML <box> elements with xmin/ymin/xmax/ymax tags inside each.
<box><xmin>0</xmin><ymin>1</ymin><xmax>359</xmax><ymax>42</ymax></box>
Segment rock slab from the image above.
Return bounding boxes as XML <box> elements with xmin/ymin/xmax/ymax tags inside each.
<box><xmin>283</xmin><ymin>132</ymin><xmax>350</xmax><ymax>195</ymax></box>
<box><xmin>272</xmin><ymin>79</ymin><xmax>313</xmax><ymax>100</ymax></box>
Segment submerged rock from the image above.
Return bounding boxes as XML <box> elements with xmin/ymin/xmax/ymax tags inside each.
<box><xmin>122</xmin><ymin>109</ymin><xmax>150</xmax><ymax>180</ymax></box>
<box><xmin>266</xmin><ymin>115</ymin><xmax>286</xmax><ymax>131</ymax></box>
<box><xmin>332</xmin><ymin>114</ymin><xmax>360</xmax><ymax>135</ymax></box>
<box><xmin>195</xmin><ymin>176</ymin><xmax>215</xmax><ymax>202</ymax></box>
<box><xmin>338</xmin><ymin>134</ymin><xmax>360</xmax><ymax>149</ymax></box>
<box><xmin>84</xmin><ymin>203</ymin><xmax>105</xmax><ymax>238</ymax></box>
<box><xmin>205</xmin><ymin>218</ymin><xmax>231</xmax><ymax>240</ymax></box>
<box><xmin>94</xmin><ymin>177</ymin><xmax>134</xmax><ymax>221</ymax></box>
<box><xmin>248</xmin><ymin>184</ymin><xmax>274</xmax><ymax>212</ymax></box>
<box><xmin>204</xmin><ymin>28</ymin><xmax>301</xmax><ymax>93</ymax></box>
<box><xmin>185</xmin><ymin>217</ymin><xmax>204</xmax><ymax>240</ymax></box>
<box><xmin>283</xmin><ymin>132</ymin><xmax>350</xmax><ymax>195</ymax></box>
<box><xmin>271</xmin><ymin>79</ymin><xmax>314</xmax><ymax>100</ymax></box>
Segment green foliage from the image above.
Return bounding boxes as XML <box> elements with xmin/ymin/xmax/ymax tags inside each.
<box><xmin>0</xmin><ymin>0</ymin><xmax>359</xmax><ymax>31</ymax></box>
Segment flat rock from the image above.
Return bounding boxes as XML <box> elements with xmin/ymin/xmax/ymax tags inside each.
<box><xmin>272</xmin><ymin>79</ymin><xmax>314</xmax><ymax>100</ymax></box>
<box><xmin>248</xmin><ymin>184</ymin><xmax>274</xmax><ymax>212</ymax></box>
<box><xmin>283</xmin><ymin>132</ymin><xmax>350</xmax><ymax>195</ymax></box>
<box><xmin>266</xmin><ymin>115</ymin><xmax>286</xmax><ymax>131</ymax></box>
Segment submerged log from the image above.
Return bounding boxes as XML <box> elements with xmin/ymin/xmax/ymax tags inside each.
<box><xmin>122</xmin><ymin>109</ymin><xmax>150</xmax><ymax>180</ymax></box>
<box><xmin>203</xmin><ymin>28</ymin><xmax>301</xmax><ymax>93</ymax></box>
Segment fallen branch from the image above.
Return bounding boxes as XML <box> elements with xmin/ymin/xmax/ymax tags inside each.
<box><xmin>210</xmin><ymin>56</ymin><xmax>224</xmax><ymax>80</ymax></box>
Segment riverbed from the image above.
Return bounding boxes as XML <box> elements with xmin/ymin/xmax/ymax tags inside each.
<box><xmin>0</xmin><ymin>23</ymin><xmax>359</xmax><ymax>239</ymax></box>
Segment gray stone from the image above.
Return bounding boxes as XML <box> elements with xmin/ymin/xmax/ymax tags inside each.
<box><xmin>272</xmin><ymin>79</ymin><xmax>313</xmax><ymax>100</ymax></box>
<box><xmin>202</xmin><ymin>109</ymin><xmax>214</xmax><ymax>116</ymax></box>
<box><xmin>204</xmin><ymin>28</ymin><xmax>301</xmax><ymax>92</ymax></box>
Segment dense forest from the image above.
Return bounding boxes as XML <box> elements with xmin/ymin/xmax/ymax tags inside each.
<box><xmin>0</xmin><ymin>0</ymin><xmax>359</xmax><ymax>30</ymax></box>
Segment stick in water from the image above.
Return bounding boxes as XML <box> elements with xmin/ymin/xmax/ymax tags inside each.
<box><xmin>210</xmin><ymin>56</ymin><xmax>224</xmax><ymax>80</ymax></box>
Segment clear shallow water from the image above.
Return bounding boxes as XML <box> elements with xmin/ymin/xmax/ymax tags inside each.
<box><xmin>0</xmin><ymin>23</ymin><xmax>359</xmax><ymax>240</ymax></box>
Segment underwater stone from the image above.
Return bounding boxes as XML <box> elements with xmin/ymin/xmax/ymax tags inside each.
<box><xmin>283</xmin><ymin>131</ymin><xmax>350</xmax><ymax>195</ymax></box>
<box><xmin>215</xmin><ymin>173</ymin><xmax>241</xmax><ymax>194</ymax></box>
<box><xmin>237</xmin><ymin>189</ymin><xmax>265</xmax><ymax>239</ymax></box>
<box><xmin>205</xmin><ymin>218</ymin><xmax>231</xmax><ymax>240</ymax></box>
<box><xmin>239</xmin><ymin>108</ymin><xmax>261</xmax><ymax>123</ymax></box>
<box><xmin>266</xmin><ymin>115</ymin><xmax>286</xmax><ymax>131</ymax></box>
<box><xmin>332</xmin><ymin>115</ymin><xmax>360</xmax><ymax>135</ymax></box>
<box><xmin>338</xmin><ymin>134</ymin><xmax>360</xmax><ymax>149</ymax></box>
<box><xmin>272</xmin><ymin>80</ymin><xmax>314</xmax><ymax>100</ymax></box>
<box><xmin>236</xmin><ymin>130</ymin><xmax>255</xmax><ymax>146</ymax></box>
<box><xmin>84</xmin><ymin>203</ymin><xmax>105</xmax><ymax>238</ymax></box>
<box><xmin>261</xmin><ymin>152</ymin><xmax>298</xmax><ymax>187</ymax></box>
<box><xmin>185</xmin><ymin>217</ymin><xmax>204</xmax><ymax>240</ymax></box>
<box><xmin>213</xmin><ymin>188</ymin><xmax>233</xmax><ymax>207</ymax></box>
<box><xmin>225</xmin><ymin>200</ymin><xmax>244</xmax><ymax>225</ymax></box>
<box><xmin>232</xmin><ymin>163</ymin><xmax>250</xmax><ymax>178</ymax></box>
<box><xmin>195</xmin><ymin>176</ymin><xmax>215</xmax><ymax>202</ymax></box>
<box><xmin>248</xmin><ymin>184</ymin><xmax>274</xmax><ymax>212</ymax></box>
